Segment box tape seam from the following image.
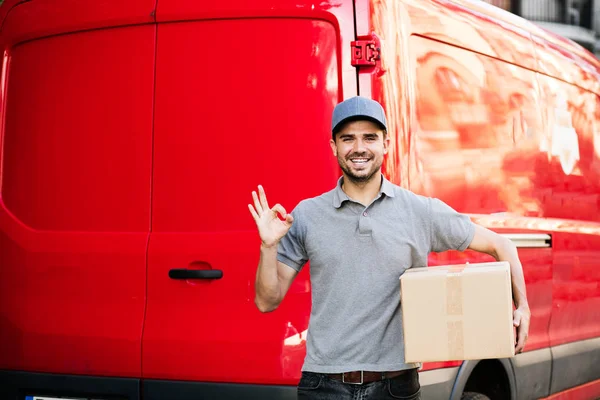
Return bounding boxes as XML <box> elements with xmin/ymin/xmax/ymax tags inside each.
<box><xmin>447</xmin><ymin>266</ymin><xmax>465</xmax><ymax>360</ymax></box>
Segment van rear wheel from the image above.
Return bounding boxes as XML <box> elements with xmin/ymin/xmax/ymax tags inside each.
<box><xmin>461</xmin><ymin>392</ymin><xmax>491</xmax><ymax>400</ymax></box>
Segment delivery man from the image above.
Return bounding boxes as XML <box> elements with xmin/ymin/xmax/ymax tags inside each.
<box><xmin>248</xmin><ymin>96</ymin><xmax>530</xmax><ymax>399</ymax></box>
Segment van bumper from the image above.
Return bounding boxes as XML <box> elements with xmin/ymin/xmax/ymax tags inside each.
<box><xmin>1</xmin><ymin>368</ymin><xmax>458</xmax><ymax>400</ymax></box>
<box><xmin>0</xmin><ymin>370</ymin><xmax>298</xmax><ymax>400</ymax></box>
<box><xmin>0</xmin><ymin>370</ymin><xmax>140</xmax><ymax>399</ymax></box>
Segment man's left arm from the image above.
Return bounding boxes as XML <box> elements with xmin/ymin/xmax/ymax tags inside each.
<box><xmin>467</xmin><ymin>223</ymin><xmax>531</xmax><ymax>354</ymax></box>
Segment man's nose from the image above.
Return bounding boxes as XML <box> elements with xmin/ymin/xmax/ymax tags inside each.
<box><xmin>353</xmin><ymin>139</ymin><xmax>366</xmax><ymax>152</ymax></box>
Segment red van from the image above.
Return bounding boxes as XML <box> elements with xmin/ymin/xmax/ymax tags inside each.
<box><xmin>0</xmin><ymin>0</ymin><xmax>598</xmax><ymax>399</ymax></box>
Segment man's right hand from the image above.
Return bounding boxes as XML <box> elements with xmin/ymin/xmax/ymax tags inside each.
<box><xmin>248</xmin><ymin>185</ymin><xmax>294</xmax><ymax>248</ymax></box>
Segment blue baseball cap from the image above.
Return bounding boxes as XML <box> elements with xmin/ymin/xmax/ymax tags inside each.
<box><xmin>331</xmin><ymin>96</ymin><xmax>388</xmax><ymax>134</ymax></box>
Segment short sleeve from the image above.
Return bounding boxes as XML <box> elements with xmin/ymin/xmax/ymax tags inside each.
<box><xmin>428</xmin><ymin>198</ymin><xmax>475</xmax><ymax>253</ymax></box>
<box><xmin>277</xmin><ymin>207</ymin><xmax>308</xmax><ymax>272</ymax></box>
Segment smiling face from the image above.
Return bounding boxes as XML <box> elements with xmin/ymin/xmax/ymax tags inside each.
<box><xmin>330</xmin><ymin>119</ymin><xmax>389</xmax><ymax>184</ymax></box>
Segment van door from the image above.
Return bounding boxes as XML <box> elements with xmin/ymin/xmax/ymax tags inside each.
<box><xmin>406</xmin><ymin>35</ymin><xmax>555</xmax><ymax>399</ymax></box>
<box><xmin>142</xmin><ymin>17</ymin><xmax>341</xmax><ymax>397</ymax></box>
<box><xmin>535</xmin><ymin>74</ymin><xmax>600</xmax><ymax>395</ymax></box>
<box><xmin>0</xmin><ymin>23</ymin><xmax>154</xmax><ymax>388</ymax></box>
<box><xmin>358</xmin><ymin>23</ymin><xmax>554</xmax><ymax>397</ymax></box>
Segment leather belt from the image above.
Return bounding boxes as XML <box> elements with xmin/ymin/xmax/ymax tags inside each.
<box><xmin>325</xmin><ymin>369</ymin><xmax>409</xmax><ymax>385</ymax></box>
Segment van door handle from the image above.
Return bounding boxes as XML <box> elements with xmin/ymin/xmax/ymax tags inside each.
<box><xmin>168</xmin><ymin>269</ymin><xmax>223</xmax><ymax>280</ymax></box>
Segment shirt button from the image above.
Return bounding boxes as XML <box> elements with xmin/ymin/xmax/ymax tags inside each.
<box><xmin>363</xmin><ymin>211</ymin><xmax>368</xmax><ymax>217</ymax></box>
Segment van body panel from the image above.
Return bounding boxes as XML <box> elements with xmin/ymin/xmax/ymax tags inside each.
<box><xmin>400</xmin><ymin>25</ymin><xmax>554</xmax><ymax>359</ymax></box>
<box><xmin>548</xmin><ymin>237</ymin><xmax>600</xmax><ymax>340</ymax></box>
<box><xmin>0</xmin><ymin>0</ymin><xmax>21</xmax><ymax>29</ymax></box>
<box><xmin>0</xmin><ymin>0</ymin><xmax>599</xmax><ymax>399</ymax></box>
<box><xmin>358</xmin><ymin>0</ymin><xmax>600</xmax><ymax>399</ymax></box>
<box><xmin>142</xmin><ymin>17</ymin><xmax>341</xmax><ymax>385</ymax></box>
<box><xmin>549</xmin><ymin>337</ymin><xmax>600</xmax><ymax>394</ymax></box>
<box><xmin>0</xmin><ymin>25</ymin><xmax>155</xmax><ymax>376</ymax></box>
<box><xmin>0</xmin><ymin>0</ymin><xmax>155</xmax><ymax>47</ymax></box>
<box><xmin>511</xmin><ymin>347</ymin><xmax>553</xmax><ymax>400</ymax></box>
<box><xmin>155</xmin><ymin>0</ymin><xmax>349</xmax><ymax>22</ymax></box>
<box><xmin>405</xmin><ymin>34</ymin><xmax>545</xmax><ymax>217</ymax></box>
<box><xmin>408</xmin><ymin>0</ymin><xmax>539</xmax><ymax>71</ymax></box>
<box><xmin>548</xmin><ymin>230</ymin><xmax>600</xmax><ymax>392</ymax></box>
<box><xmin>535</xmin><ymin>71</ymin><xmax>600</xmax><ymax>393</ymax></box>
<box><xmin>534</xmin><ymin>74</ymin><xmax>600</xmax><ymax>223</ymax></box>
<box><xmin>2</xmin><ymin>28</ymin><xmax>154</xmax><ymax>231</ymax></box>
<box><xmin>154</xmin><ymin>0</ymin><xmax>357</xmax><ymax>101</ymax></box>
<box><xmin>447</xmin><ymin>0</ymin><xmax>600</xmax><ymax>94</ymax></box>
<box><xmin>532</xmin><ymin>32</ymin><xmax>600</xmax><ymax>94</ymax></box>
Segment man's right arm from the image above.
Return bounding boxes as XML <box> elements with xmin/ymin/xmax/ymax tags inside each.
<box><xmin>255</xmin><ymin>244</ymin><xmax>298</xmax><ymax>313</ymax></box>
<box><xmin>248</xmin><ymin>185</ymin><xmax>300</xmax><ymax>313</ymax></box>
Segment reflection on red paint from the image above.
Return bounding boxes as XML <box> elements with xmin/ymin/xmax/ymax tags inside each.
<box><xmin>363</xmin><ymin>0</ymin><xmax>600</xmax><ymax>396</ymax></box>
<box><xmin>368</xmin><ymin>0</ymin><xmax>600</xmax><ymax>223</ymax></box>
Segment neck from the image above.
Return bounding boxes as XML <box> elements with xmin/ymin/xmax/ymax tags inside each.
<box><xmin>341</xmin><ymin>173</ymin><xmax>383</xmax><ymax>206</ymax></box>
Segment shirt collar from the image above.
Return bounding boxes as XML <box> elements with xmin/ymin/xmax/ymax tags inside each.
<box><xmin>332</xmin><ymin>174</ymin><xmax>395</xmax><ymax>209</ymax></box>
<box><xmin>380</xmin><ymin>175</ymin><xmax>396</xmax><ymax>198</ymax></box>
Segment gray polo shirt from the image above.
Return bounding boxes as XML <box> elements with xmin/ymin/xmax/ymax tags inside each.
<box><xmin>277</xmin><ymin>175</ymin><xmax>475</xmax><ymax>373</ymax></box>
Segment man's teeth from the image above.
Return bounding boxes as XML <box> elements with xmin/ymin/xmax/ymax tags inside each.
<box><xmin>351</xmin><ymin>158</ymin><xmax>369</xmax><ymax>163</ymax></box>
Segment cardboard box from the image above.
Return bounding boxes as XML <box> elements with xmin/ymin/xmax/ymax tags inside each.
<box><xmin>400</xmin><ymin>261</ymin><xmax>515</xmax><ymax>363</ymax></box>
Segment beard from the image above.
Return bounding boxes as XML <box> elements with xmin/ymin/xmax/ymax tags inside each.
<box><xmin>337</xmin><ymin>152</ymin><xmax>382</xmax><ymax>184</ymax></box>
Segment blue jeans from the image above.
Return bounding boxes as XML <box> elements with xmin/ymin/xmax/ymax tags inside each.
<box><xmin>297</xmin><ymin>369</ymin><xmax>421</xmax><ymax>400</ymax></box>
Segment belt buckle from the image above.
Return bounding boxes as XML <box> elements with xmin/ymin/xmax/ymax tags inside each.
<box><xmin>342</xmin><ymin>371</ymin><xmax>364</xmax><ymax>385</ymax></box>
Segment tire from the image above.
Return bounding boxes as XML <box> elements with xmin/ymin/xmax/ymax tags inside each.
<box><xmin>461</xmin><ymin>392</ymin><xmax>491</xmax><ymax>400</ymax></box>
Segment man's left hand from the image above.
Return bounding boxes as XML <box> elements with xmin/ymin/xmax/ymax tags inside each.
<box><xmin>513</xmin><ymin>307</ymin><xmax>531</xmax><ymax>354</ymax></box>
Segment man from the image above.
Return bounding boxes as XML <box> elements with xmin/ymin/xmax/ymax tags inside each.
<box><xmin>248</xmin><ymin>96</ymin><xmax>530</xmax><ymax>399</ymax></box>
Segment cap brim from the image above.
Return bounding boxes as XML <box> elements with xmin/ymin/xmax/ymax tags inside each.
<box><xmin>332</xmin><ymin>115</ymin><xmax>387</xmax><ymax>134</ymax></box>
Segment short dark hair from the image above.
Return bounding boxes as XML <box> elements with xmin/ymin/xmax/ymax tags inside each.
<box><xmin>332</xmin><ymin>116</ymin><xmax>388</xmax><ymax>140</ymax></box>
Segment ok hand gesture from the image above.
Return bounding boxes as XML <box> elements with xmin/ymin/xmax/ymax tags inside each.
<box><xmin>248</xmin><ymin>185</ymin><xmax>294</xmax><ymax>248</ymax></box>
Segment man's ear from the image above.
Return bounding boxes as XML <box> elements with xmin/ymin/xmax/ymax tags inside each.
<box><xmin>383</xmin><ymin>135</ymin><xmax>390</xmax><ymax>155</ymax></box>
<box><xmin>330</xmin><ymin>138</ymin><xmax>337</xmax><ymax>157</ymax></box>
